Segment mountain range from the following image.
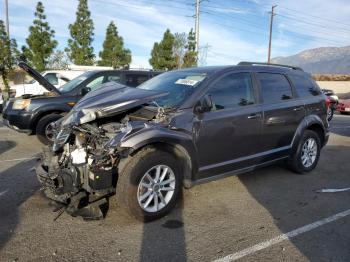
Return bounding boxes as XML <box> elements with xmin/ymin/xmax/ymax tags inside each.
<box><xmin>271</xmin><ymin>46</ymin><xmax>350</xmax><ymax>74</ymax></box>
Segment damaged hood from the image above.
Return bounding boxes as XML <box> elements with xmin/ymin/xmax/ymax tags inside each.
<box><xmin>62</xmin><ymin>82</ymin><xmax>168</xmax><ymax>126</ymax></box>
<box><xmin>18</xmin><ymin>62</ymin><xmax>61</xmax><ymax>95</ymax></box>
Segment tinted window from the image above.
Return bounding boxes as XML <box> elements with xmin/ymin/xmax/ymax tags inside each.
<box><xmin>106</xmin><ymin>74</ymin><xmax>121</xmax><ymax>83</ymax></box>
<box><xmin>208</xmin><ymin>73</ymin><xmax>255</xmax><ymax>110</ymax></box>
<box><xmin>44</xmin><ymin>73</ymin><xmax>58</xmax><ymax>85</ymax></box>
<box><xmin>289</xmin><ymin>74</ymin><xmax>322</xmax><ymax>97</ymax></box>
<box><xmin>86</xmin><ymin>76</ymin><xmax>105</xmax><ymax>91</ymax></box>
<box><xmin>257</xmin><ymin>73</ymin><xmax>293</xmax><ymax>103</ymax></box>
<box><xmin>58</xmin><ymin>73</ymin><xmax>90</xmax><ymax>93</ymax></box>
<box><xmin>125</xmin><ymin>73</ymin><xmax>149</xmax><ymax>87</ymax></box>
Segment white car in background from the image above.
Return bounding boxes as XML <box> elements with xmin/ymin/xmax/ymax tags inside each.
<box><xmin>10</xmin><ymin>70</ymin><xmax>86</xmax><ymax>97</ymax></box>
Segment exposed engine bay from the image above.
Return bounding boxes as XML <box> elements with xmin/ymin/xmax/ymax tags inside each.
<box><xmin>36</xmin><ymin>104</ymin><xmax>168</xmax><ymax>220</ymax></box>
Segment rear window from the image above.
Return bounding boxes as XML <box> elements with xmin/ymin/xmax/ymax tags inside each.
<box><xmin>125</xmin><ymin>73</ymin><xmax>149</xmax><ymax>87</ymax></box>
<box><xmin>289</xmin><ymin>74</ymin><xmax>322</xmax><ymax>97</ymax></box>
<box><xmin>257</xmin><ymin>73</ymin><xmax>293</xmax><ymax>103</ymax></box>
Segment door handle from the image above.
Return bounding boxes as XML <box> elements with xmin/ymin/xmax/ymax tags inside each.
<box><xmin>293</xmin><ymin>106</ymin><xmax>303</xmax><ymax>111</ymax></box>
<box><xmin>247</xmin><ymin>113</ymin><xmax>261</xmax><ymax>119</ymax></box>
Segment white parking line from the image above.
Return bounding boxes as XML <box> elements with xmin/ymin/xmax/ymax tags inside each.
<box><xmin>213</xmin><ymin>208</ymin><xmax>350</xmax><ymax>262</ymax></box>
<box><xmin>0</xmin><ymin>189</ymin><xmax>8</xmax><ymax>197</ymax></box>
<box><xmin>334</xmin><ymin>114</ymin><xmax>350</xmax><ymax>118</ymax></box>
<box><xmin>0</xmin><ymin>157</ymin><xmax>38</xmax><ymax>163</ymax></box>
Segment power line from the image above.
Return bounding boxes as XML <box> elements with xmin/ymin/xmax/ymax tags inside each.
<box><xmin>276</xmin><ymin>13</ymin><xmax>350</xmax><ymax>35</ymax></box>
<box><xmin>202</xmin><ymin>9</ymin><xmax>268</xmax><ymax>31</ymax></box>
<box><xmin>201</xmin><ymin>3</ymin><xmax>349</xmax><ymax>46</ymax></box>
<box><xmin>274</xmin><ymin>16</ymin><xmax>350</xmax><ymax>43</ymax></box>
<box><xmin>279</xmin><ymin>6</ymin><xmax>350</xmax><ymax>29</ymax></box>
<box><xmin>91</xmin><ymin>0</ymin><xmax>192</xmax><ymax>16</ymax></box>
<box><xmin>204</xmin><ymin>11</ymin><xmax>339</xmax><ymax>45</ymax></box>
<box><xmin>203</xmin><ymin>18</ymin><xmax>269</xmax><ymax>37</ymax></box>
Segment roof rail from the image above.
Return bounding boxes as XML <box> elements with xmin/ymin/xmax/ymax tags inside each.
<box><xmin>237</xmin><ymin>61</ymin><xmax>303</xmax><ymax>71</ymax></box>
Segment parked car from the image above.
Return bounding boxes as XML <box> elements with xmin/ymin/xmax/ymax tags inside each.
<box><xmin>35</xmin><ymin>62</ymin><xmax>329</xmax><ymax>221</ymax></box>
<box><xmin>10</xmin><ymin>69</ymin><xmax>86</xmax><ymax>97</ymax></box>
<box><xmin>337</xmin><ymin>96</ymin><xmax>350</xmax><ymax>114</ymax></box>
<box><xmin>2</xmin><ymin>62</ymin><xmax>162</xmax><ymax>144</ymax></box>
<box><xmin>322</xmin><ymin>89</ymin><xmax>338</xmax><ymax>121</ymax></box>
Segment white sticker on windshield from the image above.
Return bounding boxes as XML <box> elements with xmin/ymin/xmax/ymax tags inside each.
<box><xmin>175</xmin><ymin>79</ymin><xmax>199</xmax><ymax>86</ymax></box>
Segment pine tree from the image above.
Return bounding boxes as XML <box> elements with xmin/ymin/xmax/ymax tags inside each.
<box><xmin>149</xmin><ymin>29</ymin><xmax>176</xmax><ymax>70</ymax></box>
<box><xmin>0</xmin><ymin>20</ymin><xmax>19</xmax><ymax>98</ymax></box>
<box><xmin>22</xmin><ymin>1</ymin><xmax>57</xmax><ymax>71</ymax></box>
<box><xmin>98</xmin><ymin>21</ymin><xmax>131</xmax><ymax>69</ymax></box>
<box><xmin>149</xmin><ymin>42</ymin><xmax>160</xmax><ymax>69</ymax></box>
<box><xmin>66</xmin><ymin>0</ymin><xmax>95</xmax><ymax>65</ymax></box>
<box><xmin>182</xmin><ymin>28</ymin><xmax>198</xmax><ymax>68</ymax></box>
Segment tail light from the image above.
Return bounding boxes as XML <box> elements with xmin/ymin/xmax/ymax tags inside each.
<box><xmin>325</xmin><ymin>97</ymin><xmax>331</xmax><ymax>108</ymax></box>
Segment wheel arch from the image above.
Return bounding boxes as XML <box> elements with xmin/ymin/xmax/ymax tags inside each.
<box><xmin>30</xmin><ymin>109</ymin><xmax>67</xmax><ymax>132</ymax></box>
<box><xmin>291</xmin><ymin>115</ymin><xmax>328</xmax><ymax>150</ymax></box>
<box><xmin>118</xmin><ymin>129</ymin><xmax>198</xmax><ymax>188</ymax></box>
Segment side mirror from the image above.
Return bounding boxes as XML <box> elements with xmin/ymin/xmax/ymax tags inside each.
<box><xmin>194</xmin><ymin>94</ymin><xmax>213</xmax><ymax>114</ymax></box>
<box><xmin>81</xmin><ymin>87</ymin><xmax>91</xmax><ymax>95</ymax></box>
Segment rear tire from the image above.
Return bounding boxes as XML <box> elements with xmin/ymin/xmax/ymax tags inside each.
<box><xmin>288</xmin><ymin>130</ymin><xmax>321</xmax><ymax>174</ymax></box>
<box><xmin>116</xmin><ymin>147</ymin><xmax>181</xmax><ymax>222</ymax></box>
<box><xmin>36</xmin><ymin>113</ymin><xmax>62</xmax><ymax>145</ymax></box>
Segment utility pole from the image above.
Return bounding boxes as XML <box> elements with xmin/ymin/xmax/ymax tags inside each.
<box><xmin>4</xmin><ymin>0</ymin><xmax>9</xmax><ymax>37</ymax></box>
<box><xmin>267</xmin><ymin>5</ymin><xmax>277</xmax><ymax>63</ymax></box>
<box><xmin>195</xmin><ymin>0</ymin><xmax>200</xmax><ymax>52</ymax></box>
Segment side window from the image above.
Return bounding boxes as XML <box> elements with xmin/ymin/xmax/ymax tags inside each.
<box><xmin>257</xmin><ymin>73</ymin><xmax>293</xmax><ymax>104</ymax></box>
<box><xmin>208</xmin><ymin>73</ymin><xmax>255</xmax><ymax>111</ymax></box>
<box><xmin>289</xmin><ymin>74</ymin><xmax>322</xmax><ymax>97</ymax></box>
<box><xmin>106</xmin><ymin>73</ymin><xmax>121</xmax><ymax>84</ymax></box>
<box><xmin>125</xmin><ymin>73</ymin><xmax>149</xmax><ymax>87</ymax></box>
<box><xmin>86</xmin><ymin>76</ymin><xmax>105</xmax><ymax>91</ymax></box>
<box><xmin>44</xmin><ymin>73</ymin><xmax>59</xmax><ymax>85</ymax></box>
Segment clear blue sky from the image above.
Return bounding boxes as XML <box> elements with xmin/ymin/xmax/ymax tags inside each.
<box><xmin>2</xmin><ymin>0</ymin><xmax>350</xmax><ymax>68</ymax></box>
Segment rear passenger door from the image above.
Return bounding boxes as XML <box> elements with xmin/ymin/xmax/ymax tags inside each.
<box><xmin>257</xmin><ymin>72</ymin><xmax>305</xmax><ymax>153</ymax></box>
<box><xmin>196</xmin><ymin>72</ymin><xmax>262</xmax><ymax>178</ymax></box>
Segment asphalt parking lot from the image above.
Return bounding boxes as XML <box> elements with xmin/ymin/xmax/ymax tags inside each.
<box><xmin>0</xmin><ymin>114</ymin><xmax>350</xmax><ymax>262</ymax></box>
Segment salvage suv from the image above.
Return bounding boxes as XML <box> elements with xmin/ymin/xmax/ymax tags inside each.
<box><xmin>36</xmin><ymin>62</ymin><xmax>329</xmax><ymax>221</ymax></box>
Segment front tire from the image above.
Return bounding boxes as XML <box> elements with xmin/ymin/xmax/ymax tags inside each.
<box><xmin>36</xmin><ymin>113</ymin><xmax>62</xmax><ymax>145</ymax></box>
<box><xmin>288</xmin><ymin>130</ymin><xmax>321</xmax><ymax>174</ymax></box>
<box><xmin>116</xmin><ymin>147</ymin><xmax>181</xmax><ymax>222</ymax></box>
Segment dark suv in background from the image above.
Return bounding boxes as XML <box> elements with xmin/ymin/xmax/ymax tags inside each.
<box><xmin>2</xmin><ymin>63</ymin><xmax>162</xmax><ymax>144</ymax></box>
<box><xmin>36</xmin><ymin>62</ymin><xmax>329</xmax><ymax>221</ymax></box>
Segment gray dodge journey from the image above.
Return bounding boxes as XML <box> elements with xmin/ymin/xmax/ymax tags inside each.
<box><xmin>36</xmin><ymin>62</ymin><xmax>329</xmax><ymax>221</ymax></box>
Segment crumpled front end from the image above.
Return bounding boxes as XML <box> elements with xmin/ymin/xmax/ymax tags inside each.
<box><xmin>36</xmin><ymin>106</ymin><xmax>166</xmax><ymax>219</ymax></box>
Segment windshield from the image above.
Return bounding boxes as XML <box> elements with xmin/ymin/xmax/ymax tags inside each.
<box><xmin>137</xmin><ymin>71</ymin><xmax>207</xmax><ymax>108</ymax></box>
<box><xmin>58</xmin><ymin>72</ymin><xmax>90</xmax><ymax>93</ymax></box>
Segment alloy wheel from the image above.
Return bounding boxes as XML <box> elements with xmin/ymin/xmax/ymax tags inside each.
<box><xmin>137</xmin><ymin>164</ymin><xmax>176</xmax><ymax>213</ymax></box>
<box><xmin>301</xmin><ymin>138</ymin><xmax>317</xmax><ymax>168</ymax></box>
<box><xmin>45</xmin><ymin>122</ymin><xmax>56</xmax><ymax>142</ymax></box>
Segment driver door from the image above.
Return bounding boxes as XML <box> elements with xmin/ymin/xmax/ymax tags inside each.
<box><xmin>195</xmin><ymin>72</ymin><xmax>262</xmax><ymax>179</ymax></box>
